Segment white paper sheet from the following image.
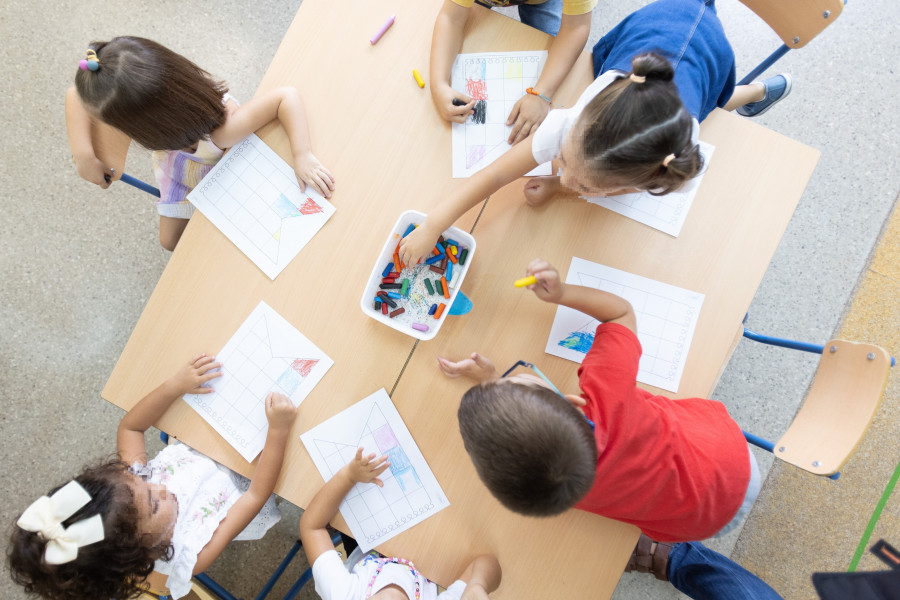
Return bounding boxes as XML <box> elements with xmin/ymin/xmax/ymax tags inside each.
<box><xmin>583</xmin><ymin>141</ymin><xmax>715</xmax><ymax>237</ymax></box>
<box><xmin>545</xmin><ymin>257</ymin><xmax>704</xmax><ymax>392</ymax></box>
<box><xmin>451</xmin><ymin>51</ymin><xmax>552</xmax><ymax>178</ymax></box>
<box><xmin>184</xmin><ymin>301</ymin><xmax>333</xmax><ymax>461</ymax></box>
<box><xmin>300</xmin><ymin>389</ymin><xmax>450</xmax><ymax>552</ymax></box>
<box><xmin>188</xmin><ymin>134</ymin><xmax>336</xmax><ymax>279</ymax></box>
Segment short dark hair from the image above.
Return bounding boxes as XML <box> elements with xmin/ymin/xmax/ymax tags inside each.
<box><xmin>575</xmin><ymin>52</ymin><xmax>703</xmax><ymax>195</ymax></box>
<box><xmin>458</xmin><ymin>380</ymin><xmax>597</xmax><ymax>516</ymax></box>
<box><xmin>8</xmin><ymin>459</ymin><xmax>172</xmax><ymax>600</ymax></box>
<box><xmin>75</xmin><ymin>36</ymin><xmax>227</xmax><ymax>151</ymax></box>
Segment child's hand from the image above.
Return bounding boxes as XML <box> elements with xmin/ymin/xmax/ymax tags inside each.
<box><xmin>461</xmin><ymin>583</ymin><xmax>491</xmax><ymax>600</ymax></box>
<box><xmin>74</xmin><ymin>154</ymin><xmax>114</xmax><ymax>189</ymax></box>
<box><xmin>293</xmin><ymin>151</ymin><xmax>335</xmax><ymax>199</ymax></box>
<box><xmin>169</xmin><ymin>354</ymin><xmax>223</xmax><ymax>395</ymax></box>
<box><xmin>525</xmin><ymin>259</ymin><xmax>565</xmax><ymax>304</ymax></box>
<box><xmin>506</xmin><ymin>93</ymin><xmax>550</xmax><ymax>145</ymax></box>
<box><xmin>346</xmin><ymin>448</ymin><xmax>390</xmax><ymax>486</ymax></box>
<box><xmin>437</xmin><ymin>353</ymin><xmax>499</xmax><ymax>383</ymax></box>
<box><xmin>398</xmin><ymin>222</ymin><xmax>440</xmax><ymax>266</ymax></box>
<box><xmin>265</xmin><ymin>392</ymin><xmax>297</xmax><ymax>432</ymax></box>
<box><xmin>432</xmin><ymin>83</ymin><xmax>475</xmax><ymax>124</ymax></box>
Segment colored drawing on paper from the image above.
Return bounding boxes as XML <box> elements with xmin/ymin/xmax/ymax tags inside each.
<box><xmin>451</xmin><ymin>51</ymin><xmax>551</xmax><ymax>178</ymax></box>
<box><xmin>584</xmin><ymin>141</ymin><xmax>716</xmax><ymax>237</ymax></box>
<box><xmin>300</xmin><ymin>389</ymin><xmax>450</xmax><ymax>552</ymax></box>
<box><xmin>184</xmin><ymin>301</ymin><xmax>333</xmax><ymax>461</ymax></box>
<box><xmin>545</xmin><ymin>258</ymin><xmax>704</xmax><ymax>393</ymax></box>
<box><xmin>187</xmin><ymin>134</ymin><xmax>336</xmax><ymax>279</ymax></box>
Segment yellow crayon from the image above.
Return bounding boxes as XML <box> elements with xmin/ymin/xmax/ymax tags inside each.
<box><xmin>514</xmin><ymin>275</ymin><xmax>537</xmax><ymax>288</ymax></box>
<box><xmin>413</xmin><ymin>69</ymin><xmax>425</xmax><ymax>88</ymax></box>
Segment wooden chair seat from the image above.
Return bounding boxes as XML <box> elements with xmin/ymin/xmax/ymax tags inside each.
<box><xmin>738</xmin><ymin>0</ymin><xmax>844</xmax><ymax>49</ymax></box>
<box><xmin>775</xmin><ymin>339</ymin><xmax>890</xmax><ymax>475</ymax></box>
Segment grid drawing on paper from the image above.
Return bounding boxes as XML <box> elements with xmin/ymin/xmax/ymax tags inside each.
<box><xmin>547</xmin><ymin>262</ymin><xmax>703</xmax><ymax>392</ymax></box>
<box><xmin>186</xmin><ymin>310</ymin><xmax>321</xmax><ymax>459</ymax></box>
<box><xmin>311</xmin><ymin>402</ymin><xmax>436</xmax><ymax>548</ymax></box>
<box><xmin>192</xmin><ymin>137</ymin><xmax>324</xmax><ymax>264</ymax></box>
<box><xmin>452</xmin><ymin>52</ymin><xmax>545</xmax><ymax>177</ymax></box>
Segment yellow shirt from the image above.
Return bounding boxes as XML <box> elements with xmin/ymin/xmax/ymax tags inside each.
<box><xmin>450</xmin><ymin>0</ymin><xmax>596</xmax><ymax>16</ymax></box>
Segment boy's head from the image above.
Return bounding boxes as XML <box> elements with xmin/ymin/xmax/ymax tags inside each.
<box><xmin>458</xmin><ymin>379</ymin><xmax>597</xmax><ymax>517</ymax></box>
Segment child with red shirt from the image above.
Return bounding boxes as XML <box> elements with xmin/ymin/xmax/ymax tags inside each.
<box><xmin>439</xmin><ymin>258</ymin><xmax>760</xmax><ymax>543</ymax></box>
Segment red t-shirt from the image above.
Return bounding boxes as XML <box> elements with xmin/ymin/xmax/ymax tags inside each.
<box><xmin>575</xmin><ymin>323</ymin><xmax>750</xmax><ymax>542</ymax></box>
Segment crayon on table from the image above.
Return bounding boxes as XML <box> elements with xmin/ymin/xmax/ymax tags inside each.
<box><xmin>370</xmin><ymin>15</ymin><xmax>395</xmax><ymax>44</ymax></box>
<box><xmin>514</xmin><ymin>275</ymin><xmax>537</xmax><ymax>288</ymax></box>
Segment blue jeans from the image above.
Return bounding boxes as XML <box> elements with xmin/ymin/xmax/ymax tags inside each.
<box><xmin>518</xmin><ymin>0</ymin><xmax>562</xmax><ymax>36</ymax></box>
<box><xmin>668</xmin><ymin>542</ymin><xmax>783</xmax><ymax>599</ymax></box>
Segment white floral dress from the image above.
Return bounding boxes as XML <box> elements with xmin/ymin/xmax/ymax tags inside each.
<box><xmin>131</xmin><ymin>443</ymin><xmax>280</xmax><ymax>600</ymax></box>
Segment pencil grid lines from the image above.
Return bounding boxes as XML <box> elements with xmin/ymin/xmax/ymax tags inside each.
<box><xmin>564</xmin><ymin>272</ymin><xmax>697</xmax><ymax>381</ymax></box>
<box><xmin>462</xmin><ymin>55</ymin><xmax>541</xmax><ymax>170</ymax></box>
<box><xmin>193</xmin><ymin>138</ymin><xmax>315</xmax><ymax>264</ymax></box>
<box><xmin>605</xmin><ymin>191</ymin><xmax>685</xmax><ymax>226</ymax></box>
<box><xmin>189</xmin><ymin>313</ymin><xmax>309</xmax><ymax>453</ymax></box>
<box><xmin>312</xmin><ymin>403</ymin><xmax>435</xmax><ymax>546</ymax></box>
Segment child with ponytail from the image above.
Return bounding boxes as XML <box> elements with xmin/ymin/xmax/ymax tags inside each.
<box><xmin>399</xmin><ymin>0</ymin><xmax>791</xmax><ymax>265</ymax></box>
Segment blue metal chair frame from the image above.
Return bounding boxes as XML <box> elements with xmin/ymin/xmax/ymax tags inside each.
<box><xmin>738</xmin><ymin>317</ymin><xmax>894</xmax><ymax>481</ymax></box>
<box><xmin>736</xmin><ymin>0</ymin><xmax>847</xmax><ymax>86</ymax></box>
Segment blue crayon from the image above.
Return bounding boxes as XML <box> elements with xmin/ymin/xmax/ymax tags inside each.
<box><xmin>446</xmin><ymin>261</ymin><xmax>453</xmax><ymax>281</ymax></box>
<box><xmin>387</xmin><ymin>291</ymin><xmax>402</xmax><ymax>299</ymax></box>
<box><xmin>425</xmin><ymin>254</ymin><xmax>444</xmax><ymax>265</ymax></box>
<box><xmin>382</xmin><ymin>262</ymin><xmax>394</xmax><ymax>277</ymax></box>
<box><xmin>445</xmin><ymin>238</ymin><xmax>460</xmax><ymax>247</ymax></box>
<box><xmin>428</xmin><ymin>304</ymin><xmax>438</xmax><ymax>315</ymax></box>
<box><xmin>402</xmin><ymin>223</ymin><xmax>416</xmax><ymax>238</ymax></box>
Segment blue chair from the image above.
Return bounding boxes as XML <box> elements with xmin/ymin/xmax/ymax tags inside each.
<box><xmin>740</xmin><ymin>322</ymin><xmax>892</xmax><ymax>479</ymax></box>
<box><xmin>736</xmin><ymin>0</ymin><xmax>845</xmax><ymax>85</ymax></box>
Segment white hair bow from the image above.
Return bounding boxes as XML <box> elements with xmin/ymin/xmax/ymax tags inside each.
<box><xmin>17</xmin><ymin>481</ymin><xmax>105</xmax><ymax>565</ymax></box>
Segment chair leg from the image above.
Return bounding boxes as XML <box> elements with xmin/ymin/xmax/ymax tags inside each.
<box><xmin>254</xmin><ymin>541</ymin><xmax>302</xmax><ymax>600</ymax></box>
<box><xmin>737</xmin><ymin>45</ymin><xmax>791</xmax><ymax>86</ymax></box>
<box><xmin>194</xmin><ymin>573</ymin><xmax>242</xmax><ymax>600</ymax></box>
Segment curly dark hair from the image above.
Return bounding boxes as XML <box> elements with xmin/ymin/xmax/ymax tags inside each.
<box><xmin>8</xmin><ymin>459</ymin><xmax>173</xmax><ymax>600</ymax></box>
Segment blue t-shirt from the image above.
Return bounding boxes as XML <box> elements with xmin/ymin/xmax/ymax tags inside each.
<box><xmin>591</xmin><ymin>0</ymin><xmax>735</xmax><ymax>121</ymax></box>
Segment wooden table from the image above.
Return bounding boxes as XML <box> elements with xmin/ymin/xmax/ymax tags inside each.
<box><xmin>101</xmin><ymin>1</ymin><xmax>819</xmax><ymax>598</ymax></box>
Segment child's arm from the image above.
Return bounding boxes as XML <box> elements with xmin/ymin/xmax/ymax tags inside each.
<box><xmin>209</xmin><ymin>87</ymin><xmax>335</xmax><ymax>199</ymax></box>
<box><xmin>117</xmin><ymin>354</ymin><xmax>222</xmax><ymax>465</ymax></box>
<box><xmin>505</xmin><ymin>13</ymin><xmax>592</xmax><ymax>145</ymax></box>
<box><xmin>65</xmin><ymin>87</ymin><xmax>113</xmax><ymax>189</ymax></box>
<box><xmin>437</xmin><ymin>353</ymin><xmax>500</xmax><ymax>383</ymax></box>
<box><xmin>457</xmin><ymin>554</ymin><xmax>502</xmax><ymax>599</ymax></box>
<box><xmin>193</xmin><ymin>392</ymin><xmax>298</xmax><ymax>574</ymax></box>
<box><xmin>430</xmin><ymin>0</ymin><xmax>477</xmax><ymax>123</ymax></box>
<box><xmin>526</xmin><ymin>258</ymin><xmax>637</xmax><ymax>333</ymax></box>
<box><xmin>299</xmin><ymin>449</ymin><xmax>390</xmax><ymax>565</ymax></box>
<box><xmin>398</xmin><ymin>138</ymin><xmax>538</xmax><ymax>265</ymax></box>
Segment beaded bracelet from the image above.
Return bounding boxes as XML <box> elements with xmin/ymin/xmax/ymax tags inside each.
<box><xmin>525</xmin><ymin>87</ymin><xmax>552</xmax><ymax>104</ymax></box>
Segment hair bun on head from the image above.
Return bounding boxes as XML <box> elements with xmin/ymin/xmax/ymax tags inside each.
<box><xmin>630</xmin><ymin>52</ymin><xmax>674</xmax><ymax>83</ymax></box>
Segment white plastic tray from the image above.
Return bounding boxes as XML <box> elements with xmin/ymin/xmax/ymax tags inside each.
<box><xmin>360</xmin><ymin>210</ymin><xmax>476</xmax><ymax>341</ymax></box>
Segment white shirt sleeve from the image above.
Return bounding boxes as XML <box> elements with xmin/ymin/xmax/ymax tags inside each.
<box><xmin>313</xmin><ymin>550</ymin><xmax>360</xmax><ymax>600</ymax></box>
<box><xmin>531</xmin><ymin>70</ymin><xmax>623</xmax><ymax>166</ymax></box>
<box><xmin>437</xmin><ymin>580</ymin><xmax>468</xmax><ymax>600</ymax></box>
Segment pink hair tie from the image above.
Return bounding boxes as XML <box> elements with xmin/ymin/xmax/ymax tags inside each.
<box><xmin>629</xmin><ymin>73</ymin><xmax>646</xmax><ymax>84</ymax></box>
<box><xmin>78</xmin><ymin>49</ymin><xmax>100</xmax><ymax>72</ymax></box>
<box><xmin>662</xmin><ymin>154</ymin><xmax>676</xmax><ymax>167</ymax></box>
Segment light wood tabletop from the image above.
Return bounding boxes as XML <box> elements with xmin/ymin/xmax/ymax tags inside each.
<box><xmin>100</xmin><ymin>0</ymin><xmax>819</xmax><ymax>598</ymax></box>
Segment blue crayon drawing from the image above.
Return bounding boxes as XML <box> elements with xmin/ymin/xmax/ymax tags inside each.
<box><xmin>558</xmin><ymin>330</ymin><xmax>595</xmax><ymax>354</ymax></box>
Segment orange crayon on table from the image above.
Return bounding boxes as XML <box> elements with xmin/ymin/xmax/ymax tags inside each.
<box><xmin>514</xmin><ymin>275</ymin><xmax>537</xmax><ymax>288</ymax></box>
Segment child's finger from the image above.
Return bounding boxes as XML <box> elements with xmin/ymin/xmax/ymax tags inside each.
<box><xmin>355</xmin><ymin>447</ymin><xmax>364</xmax><ymax>461</ymax></box>
<box><xmin>191</xmin><ymin>353</ymin><xmax>208</xmax><ymax>365</ymax></box>
<box><xmin>372</xmin><ymin>477</ymin><xmax>384</xmax><ymax>488</ymax></box>
<box><xmin>201</xmin><ymin>370</ymin><xmax>223</xmax><ymax>384</ymax></box>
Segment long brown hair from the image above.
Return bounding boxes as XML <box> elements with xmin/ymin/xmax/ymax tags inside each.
<box><xmin>75</xmin><ymin>36</ymin><xmax>228</xmax><ymax>151</ymax></box>
<box><xmin>575</xmin><ymin>52</ymin><xmax>702</xmax><ymax>195</ymax></box>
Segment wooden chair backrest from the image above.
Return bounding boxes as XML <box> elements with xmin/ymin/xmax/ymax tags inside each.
<box><xmin>737</xmin><ymin>0</ymin><xmax>844</xmax><ymax>48</ymax></box>
<box><xmin>775</xmin><ymin>340</ymin><xmax>890</xmax><ymax>475</ymax></box>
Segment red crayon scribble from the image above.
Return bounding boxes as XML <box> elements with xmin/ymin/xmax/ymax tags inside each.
<box><xmin>299</xmin><ymin>198</ymin><xmax>324</xmax><ymax>215</ymax></box>
<box><xmin>291</xmin><ymin>359</ymin><xmax>319</xmax><ymax>377</ymax></box>
<box><xmin>466</xmin><ymin>78</ymin><xmax>488</xmax><ymax>101</ymax></box>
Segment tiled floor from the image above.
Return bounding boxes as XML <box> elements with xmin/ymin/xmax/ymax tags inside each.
<box><xmin>1</xmin><ymin>2</ymin><xmax>897</xmax><ymax>599</ymax></box>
